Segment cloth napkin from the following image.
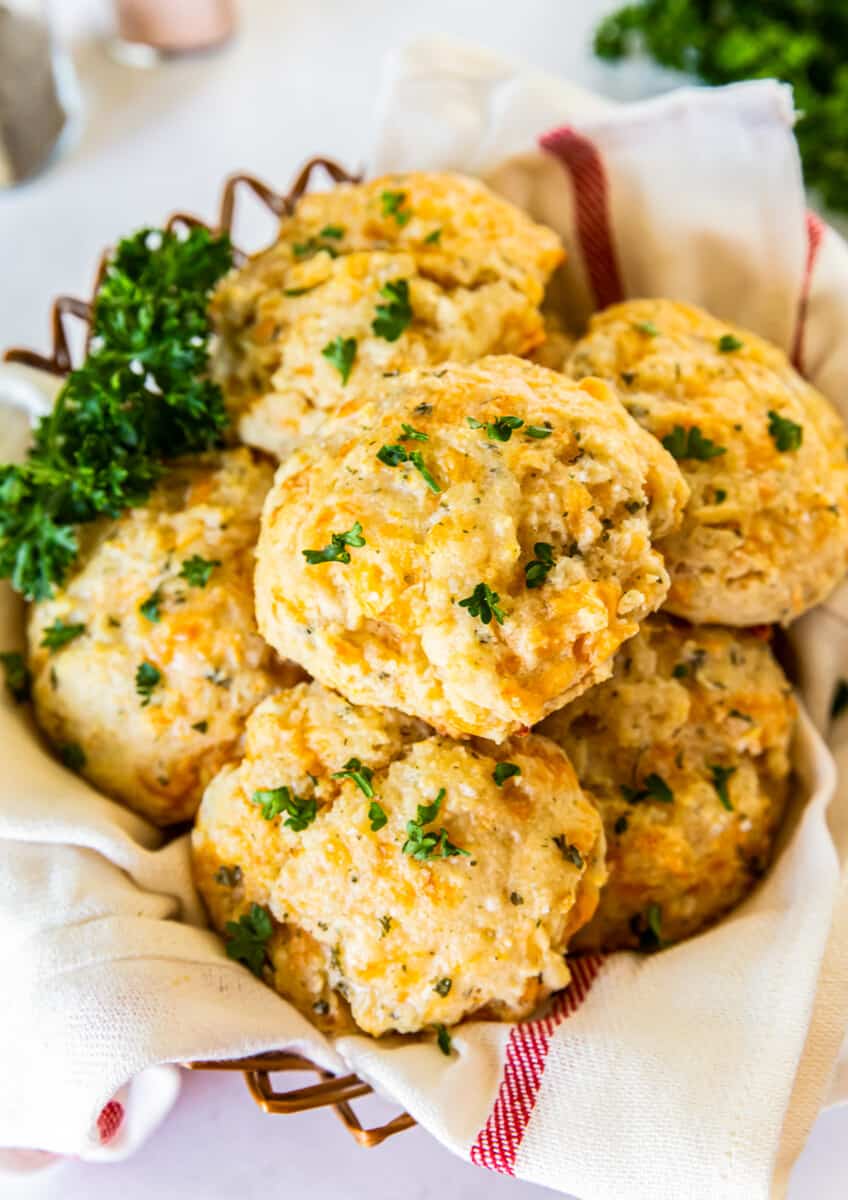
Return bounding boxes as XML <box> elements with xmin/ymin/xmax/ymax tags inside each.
<box><xmin>1</xmin><ymin>38</ymin><xmax>847</xmax><ymax>1200</ymax></box>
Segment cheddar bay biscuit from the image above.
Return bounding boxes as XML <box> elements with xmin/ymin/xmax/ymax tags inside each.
<box><xmin>255</xmin><ymin>356</ymin><xmax>688</xmax><ymax>740</ymax></box>
<box><xmin>192</xmin><ymin>680</ymin><xmax>606</xmax><ymax>1036</ymax></box>
<box><xmin>540</xmin><ymin>616</ymin><xmax>795</xmax><ymax>951</ymax></box>
<box><xmin>28</xmin><ymin>449</ymin><xmax>297</xmax><ymax>825</ymax></box>
<box><xmin>566</xmin><ymin>298</ymin><xmax>848</xmax><ymax>624</ymax></box>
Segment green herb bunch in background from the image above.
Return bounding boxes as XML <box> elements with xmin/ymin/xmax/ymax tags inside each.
<box><xmin>595</xmin><ymin>1</ymin><xmax>848</xmax><ymax>213</ymax></box>
<box><xmin>0</xmin><ymin>226</ymin><xmax>232</xmax><ymax>601</ymax></box>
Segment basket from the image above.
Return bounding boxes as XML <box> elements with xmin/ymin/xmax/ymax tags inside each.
<box><xmin>3</xmin><ymin>156</ymin><xmax>416</xmax><ymax>1148</ymax></box>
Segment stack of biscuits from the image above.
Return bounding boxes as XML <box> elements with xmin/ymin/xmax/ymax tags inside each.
<box><xmin>27</xmin><ymin>173</ymin><xmax>848</xmax><ymax>1041</ymax></box>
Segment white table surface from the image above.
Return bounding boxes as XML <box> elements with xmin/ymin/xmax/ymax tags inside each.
<box><xmin>0</xmin><ymin>1</ymin><xmax>845</xmax><ymax>1196</ymax></box>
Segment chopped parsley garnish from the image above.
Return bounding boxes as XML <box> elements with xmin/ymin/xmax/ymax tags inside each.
<box><xmin>322</xmin><ymin>335</ymin><xmax>357</xmax><ymax>384</ymax></box>
<box><xmin>372</xmin><ymin>279</ymin><xmax>413</xmax><ymax>342</ymax></box>
<box><xmin>553</xmin><ymin>835</ymin><xmax>584</xmax><ymax>868</ymax></box>
<box><xmin>58</xmin><ymin>742</ymin><xmax>85</xmax><ymax>771</ymax></box>
<box><xmin>319</xmin><ymin>224</ymin><xmax>345</xmax><ymax>239</ymax></box>
<box><xmin>493</xmin><ymin>762</ymin><xmax>521</xmax><ymax>787</ymax></box>
<box><xmin>435</xmin><ymin>1023</ymin><xmax>453</xmax><ymax>1056</ymax></box>
<box><xmin>139</xmin><ymin>588</ymin><xmax>162</xmax><ymax>623</ymax></box>
<box><xmin>831</xmin><ymin>679</ymin><xmax>848</xmax><ymax>720</ymax></box>
<box><xmin>41</xmin><ymin>619</ymin><xmax>85</xmax><ymax>651</ymax></box>
<box><xmin>368</xmin><ymin>801</ymin><xmax>388</xmax><ymax>831</ymax></box>
<box><xmin>714</xmin><ymin>488</ymin><xmax>727</xmax><ymax>503</ymax></box>
<box><xmin>303</xmin><ymin>522</ymin><xmax>365</xmax><ymax>565</ymax></box>
<box><xmin>509</xmin><ymin>892</ymin><xmax>524</xmax><ymax>906</ymax></box>
<box><xmin>767</xmin><ymin>410</ymin><xmax>803</xmax><ymax>452</ymax></box>
<box><xmin>458</xmin><ymin>582</ymin><xmax>505</xmax><ymax>625</ymax></box>
<box><xmin>135</xmin><ymin>661</ymin><xmax>161</xmax><ymax>706</ymax></box>
<box><xmin>621</xmin><ymin>773</ymin><xmax>673</xmax><ymax>805</ymax></box>
<box><xmin>400</xmin><ymin>423</ymin><xmax>428</xmax><ymax>441</ymax></box>
<box><xmin>192</xmin><ymin>720</ymin><xmax>208</xmax><ymax>733</ymax></box>
<box><xmin>434</xmin><ymin>977</ymin><xmax>452</xmax><ymax>996</ymax></box>
<box><xmin>293</xmin><ymin>236</ymin><xmax>339</xmax><ymax>259</ymax></box>
<box><xmin>225</xmin><ymin>903</ymin><xmax>273</xmax><ymax>977</ymax></box>
<box><xmin>524</xmin><ymin>542</ymin><xmax>555</xmax><ymax>589</ymax></box>
<box><xmin>0</xmin><ymin>652</ymin><xmax>30</xmax><ymax>703</ymax></box>
<box><xmin>376</xmin><ymin>443</ymin><xmax>441</xmax><ymax>493</ymax></box>
<box><xmin>402</xmin><ymin>789</ymin><xmax>470</xmax><ymax>861</ymax></box>
<box><xmin>632</xmin><ymin>902</ymin><xmax>664</xmax><ymax>952</ymax></box>
<box><xmin>525</xmin><ymin>425</ymin><xmax>553</xmax><ymax>439</ymax></box>
<box><xmin>251</xmin><ymin>785</ymin><xmax>317</xmax><ymax>831</ymax></box>
<box><xmin>467</xmin><ymin>414</ymin><xmax>525</xmax><ymax>442</ymax></box>
<box><xmin>283</xmin><ymin>286</ymin><xmax>316</xmax><ymax>297</ymax></box>
<box><xmin>718</xmin><ymin>333</ymin><xmax>744</xmax><ymax>353</ymax></box>
<box><xmin>215</xmin><ymin>864</ymin><xmax>242</xmax><ymax>887</ymax></box>
<box><xmin>709</xmin><ymin>764</ymin><xmax>737</xmax><ymax>811</ymax></box>
<box><xmin>381</xmin><ymin>189</ymin><xmax>412</xmax><ymax>226</ymax></box>
<box><xmin>424</xmin><ymin>228</ymin><xmax>442</xmax><ymax>244</ymax></box>
<box><xmin>0</xmin><ymin>226</ymin><xmax>231</xmax><ymax>602</ymax></box>
<box><xmin>672</xmin><ymin>663</ymin><xmax>689</xmax><ymax>679</ymax></box>
<box><xmin>633</xmin><ymin>320</ymin><xmax>659</xmax><ymax>336</ymax></box>
<box><xmin>662</xmin><ymin>425</ymin><xmax>727</xmax><ymax>461</ymax></box>
<box><xmin>180</xmin><ymin>555</ymin><xmax>220</xmax><ymax>588</ymax></box>
<box><xmin>332</xmin><ymin>757</ymin><xmax>375</xmax><ymax>797</ymax></box>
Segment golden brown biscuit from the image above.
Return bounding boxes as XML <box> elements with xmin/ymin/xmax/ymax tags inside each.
<box><xmin>192</xmin><ymin>681</ymin><xmax>606</xmax><ymax>1036</ymax></box>
<box><xmin>28</xmin><ymin>450</ymin><xmax>298</xmax><ymax>825</ymax></box>
<box><xmin>540</xmin><ymin>616</ymin><xmax>795</xmax><ymax>951</ymax></box>
<box><xmin>255</xmin><ymin>356</ymin><xmax>689</xmax><ymax>741</ymax></box>
<box><xmin>566</xmin><ymin>298</ymin><xmax>848</xmax><ymax>625</ymax></box>
<box><xmin>211</xmin><ymin>171</ymin><xmax>564</xmax><ymax>460</ymax></box>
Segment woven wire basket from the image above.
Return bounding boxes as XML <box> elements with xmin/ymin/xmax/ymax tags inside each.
<box><xmin>3</xmin><ymin>156</ymin><xmax>417</xmax><ymax>1148</ymax></box>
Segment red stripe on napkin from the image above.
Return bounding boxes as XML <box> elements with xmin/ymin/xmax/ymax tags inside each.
<box><xmin>470</xmin><ymin>955</ymin><xmax>605</xmax><ymax>1175</ymax></box>
<box><xmin>791</xmin><ymin>211</ymin><xmax>826</xmax><ymax>373</ymax></box>
<box><xmin>96</xmin><ymin>1100</ymin><xmax>124</xmax><ymax>1144</ymax></box>
<box><xmin>539</xmin><ymin>127</ymin><xmax>624</xmax><ymax>309</ymax></box>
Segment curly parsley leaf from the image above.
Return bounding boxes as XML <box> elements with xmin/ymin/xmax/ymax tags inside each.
<box><xmin>709</xmin><ymin>763</ymin><xmax>737</xmax><ymax>811</ymax></box>
<box><xmin>251</xmin><ymin>785</ymin><xmax>317</xmax><ymax>831</ymax></box>
<box><xmin>402</xmin><ymin>788</ymin><xmax>470</xmax><ymax>861</ymax></box>
<box><xmin>767</xmin><ymin>410</ymin><xmax>803</xmax><ymax>452</ymax></box>
<box><xmin>424</xmin><ymin>228</ymin><xmax>442</xmax><ymax>244</ymax></box>
<box><xmin>322</xmin><ymin>335</ymin><xmax>358</xmax><ymax>384</ymax></box>
<box><xmin>41</xmin><ymin>619</ymin><xmax>85</xmax><ymax>652</ymax></box>
<box><xmin>139</xmin><ymin>588</ymin><xmax>162</xmax><ymax>623</ymax></box>
<box><xmin>180</xmin><ymin>555</ymin><xmax>221</xmax><ymax>588</ymax></box>
<box><xmin>662</xmin><ymin>425</ymin><xmax>727</xmax><ymax>461</ymax></box>
<box><xmin>621</xmin><ymin>772</ymin><xmax>673</xmax><ymax>805</ymax></box>
<box><xmin>368</xmin><ymin>800</ymin><xmax>388</xmax><ymax>832</ymax></box>
<box><xmin>0</xmin><ymin>226</ymin><xmax>232</xmax><ymax>601</ymax></box>
<box><xmin>135</xmin><ymin>661</ymin><xmax>161</xmax><ymax>706</ymax></box>
<box><xmin>524</xmin><ymin>542</ymin><xmax>555</xmax><ymax>589</ymax></box>
<box><xmin>458</xmin><ymin>582</ymin><xmax>505</xmax><ymax>625</ymax></box>
<box><xmin>372</xmin><ymin>279</ymin><xmax>413</xmax><ymax>342</ymax></box>
<box><xmin>493</xmin><ymin>762</ymin><xmax>521</xmax><ymax>787</ymax></box>
<box><xmin>0</xmin><ymin>652</ymin><xmax>30</xmax><ymax>703</ymax></box>
<box><xmin>303</xmin><ymin>522</ymin><xmax>365</xmax><ymax>565</ymax></box>
<box><xmin>718</xmin><ymin>333</ymin><xmax>744</xmax><ymax>352</ymax></box>
<box><xmin>381</xmin><ymin>189</ymin><xmax>412</xmax><ymax>226</ymax></box>
<box><xmin>225</xmin><ymin>903</ymin><xmax>273</xmax><ymax>977</ymax></box>
<box><xmin>333</xmin><ymin>757</ymin><xmax>375</xmax><ymax>798</ymax></box>
<box><xmin>376</xmin><ymin>442</ymin><xmax>441</xmax><ymax>492</ymax></box>
<box><xmin>467</xmin><ymin>414</ymin><xmax>525</xmax><ymax>442</ymax></box>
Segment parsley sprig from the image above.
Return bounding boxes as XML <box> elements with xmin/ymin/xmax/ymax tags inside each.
<box><xmin>332</xmin><ymin>757</ymin><xmax>375</xmax><ymax>797</ymax></box>
<box><xmin>662</xmin><ymin>425</ymin><xmax>726</xmax><ymax>461</ymax></box>
<box><xmin>372</xmin><ymin>279</ymin><xmax>413</xmax><ymax>342</ymax></box>
<box><xmin>41</xmin><ymin>619</ymin><xmax>86</xmax><ymax>652</ymax></box>
<box><xmin>322</xmin><ymin>336</ymin><xmax>357</xmax><ymax>384</ymax></box>
<box><xmin>225</xmin><ymin>903</ymin><xmax>273</xmax><ymax>976</ymax></box>
<box><xmin>376</xmin><ymin>442</ymin><xmax>441</xmax><ymax>493</ymax></box>
<box><xmin>0</xmin><ymin>227</ymin><xmax>232</xmax><ymax>601</ymax></box>
<box><xmin>402</xmin><ymin>789</ymin><xmax>470</xmax><ymax>861</ymax></box>
<box><xmin>493</xmin><ymin>762</ymin><xmax>521</xmax><ymax>787</ymax></box>
<box><xmin>180</xmin><ymin>555</ymin><xmax>220</xmax><ymax>587</ymax></box>
<box><xmin>251</xmin><ymin>785</ymin><xmax>317</xmax><ymax>830</ymax></box>
<box><xmin>524</xmin><ymin>542</ymin><xmax>555</xmax><ymax>589</ymax></box>
<box><xmin>135</xmin><ymin>661</ymin><xmax>162</xmax><ymax>706</ymax></box>
<box><xmin>767</xmin><ymin>410</ymin><xmax>803</xmax><ymax>452</ymax></box>
<box><xmin>709</xmin><ymin>764</ymin><xmax>737</xmax><ymax>811</ymax></box>
<box><xmin>303</xmin><ymin>522</ymin><xmax>365</xmax><ymax>565</ymax></box>
<box><xmin>381</xmin><ymin>190</ymin><xmax>412</xmax><ymax>226</ymax></box>
<box><xmin>621</xmin><ymin>773</ymin><xmax>673</xmax><ymax>805</ymax></box>
<box><xmin>458</xmin><ymin>582</ymin><xmax>505</xmax><ymax>625</ymax></box>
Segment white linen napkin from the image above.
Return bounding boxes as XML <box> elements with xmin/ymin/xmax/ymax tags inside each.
<box><xmin>0</xmin><ymin>38</ymin><xmax>846</xmax><ymax>1200</ymax></box>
